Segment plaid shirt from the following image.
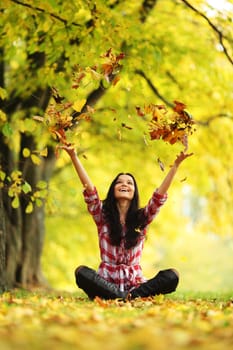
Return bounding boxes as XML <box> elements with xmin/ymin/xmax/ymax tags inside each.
<box><xmin>83</xmin><ymin>187</ymin><xmax>167</xmax><ymax>292</ymax></box>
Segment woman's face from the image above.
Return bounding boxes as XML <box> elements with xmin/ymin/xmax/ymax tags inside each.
<box><xmin>114</xmin><ymin>174</ymin><xmax>135</xmax><ymax>201</ymax></box>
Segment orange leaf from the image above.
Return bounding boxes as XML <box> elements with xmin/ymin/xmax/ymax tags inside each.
<box><xmin>136</xmin><ymin>106</ymin><xmax>145</xmax><ymax>117</ymax></box>
<box><xmin>173</xmin><ymin>100</ymin><xmax>186</xmax><ymax>113</ymax></box>
<box><xmin>112</xmin><ymin>75</ymin><xmax>120</xmax><ymax>86</ymax></box>
<box><xmin>102</xmin><ymin>63</ymin><xmax>113</xmax><ymax>76</ymax></box>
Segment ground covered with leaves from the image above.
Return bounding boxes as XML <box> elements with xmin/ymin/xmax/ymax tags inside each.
<box><xmin>0</xmin><ymin>290</ymin><xmax>232</xmax><ymax>350</ymax></box>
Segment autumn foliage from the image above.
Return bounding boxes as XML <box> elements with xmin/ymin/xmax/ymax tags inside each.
<box><xmin>33</xmin><ymin>49</ymin><xmax>125</xmax><ymax>150</ymax></box>
<box><xmin>0</xmin><ymin>290</ymin><xmax>232</xmax><ymax>350</ymax></box>
<box><xmin>136</xmin><ymin>101</ymin><xmax>195</xmax><ymax>147</ymax></box>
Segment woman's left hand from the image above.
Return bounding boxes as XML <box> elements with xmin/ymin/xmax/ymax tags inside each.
<box><xmin>174</xmin><ymin>151</ymin><xmax>193</xmax><ymax>167</ymax></box>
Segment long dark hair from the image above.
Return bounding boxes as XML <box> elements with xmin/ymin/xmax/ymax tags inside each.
<box><xmin>102</xmin><ymin>173</ymin><xmax>147</xmax><ymax>249</ymax></box>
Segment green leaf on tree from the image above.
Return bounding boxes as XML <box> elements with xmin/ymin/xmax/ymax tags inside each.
<box><xmin>73</xmin><ymin>99</ymin><xmax>87</xmax><ymax>112</ymax></box>
<box><xmin>0</xmin><ymin>87</ymin><xmax>8</xmax><ymax>100</ymax></box>
<box><xmin>35</xmin><ymin>198</ymin><xmax>43</xmax><ymax>207</ymax></box>
<box><xmin>12</xmin><ymin>196</ymin><xmax>20</xmax><ymax>209</ymax></box>
<box><xmin>23</xmin><ymin>148</ymin><xmax>31</xmax><ymax>158</ymax></box>
<box><xmin>0</xmin><ymin>170</ymin><xmax>6</xmax><ymax>181</ymax></box>
<box><xmin>39</xmin><ymin>148</ymin><xmax>48</xmax><ymax>157</ymax></box>
<box><xmin>36</xmin><ymin>181</ymin><xmax>47</xmax><ymax>189</ymax></box>
<box><xmin>31</xmin><ymin>154</ymin><xmax>41</xmax><ymax>165</ymax></box>
<box><xmin>0</xmin><ymin>110</ymin><xmax>7</xmax><ymax>122</ymax></box>
<box><xmin>2</xmin><ymin>123</ymin><xmax>13</xmax><ymax>137</ymax></box>
<box><xmin>25</xmin><ymin>202</ymin><xmax>33</xmax><ymax>214</ymax></box>
<box><xmin>22</xmin><ymin>182</ymin><xmax>32</xmax><ymax>194</ymax></box>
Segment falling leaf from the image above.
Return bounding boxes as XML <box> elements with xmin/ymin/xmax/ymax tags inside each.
<box><xmin>112</xmin><ymin>75</ymin><xmax>121</xmax><ymax>85</ymax></box>
<box><xmin>180</xmin><ymin>177</ymin><xmax>187</xmax><ymax>182</ymax></box>
<box><xmin>121</xmin><ymin>123</ymin><xmax>133</xmax><ymax>130</ymax></box>
<box><xmin>72</xmin><ymin>72</ymin><xmax>86</xmax><ymax>89</ymax></box>
<box><xmin>138</xmin><ymin>101</ymin><xmax>195</xmax><ymax>146</ymax></box>
<box><xmin>136</xmin><ymin>106</ymin><xmax>145</xmax><ymax>117</ymax></box>
<box><xmin>33</xmin><ymin>116</ymin><xmax>44</xmax><ymax>123</ymax></box>
<box><xmin>157</xmin><ymin>158</ymin><xmax>165</xmax><ymax>171</ymax></box>
<box><xmin>117</xmin><ymin>128</ymin><xmax>122</xmax><ymax>140</ymax></box>
<box><xmin>73</xmin><ymin>99</ymin><xmax>87</xmax><ymax>112</ymax></box>
<box><xmin>32</xmin><ymin>50</ymin><xmax>125</xmax><ymax>154</ymax></box>
<box><xmin>143</xmin><ymin>133</ymin><xmax>149</xmax><ymax>146</ymax></box>
<box><xmin>101</xmin><ymin>48</ymin><xmax>125</xmax><ymax>83</ymax></box>
<box><xmin>51</xmin><ymin>86</ymin><xmax>64</xmax><ymax>104</ymax></box>
<box><xmin>173</xmin><ymin>100</ymin><xmax>186</xmax><ymax>113</ymax></box>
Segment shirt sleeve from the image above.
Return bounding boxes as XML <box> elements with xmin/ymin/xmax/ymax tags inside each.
<box><xmin>83</xmin><ymin>187</ymin><xmax>103</xmax><ymax>225</ymax></box>
<box><xmin>143</xmin><ymin>189</ymin><xmax>168</xmax><ymax>226</ymax></box>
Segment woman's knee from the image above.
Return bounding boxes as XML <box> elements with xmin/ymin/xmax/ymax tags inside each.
<box><xmin>158</xmin><ymin>268</ymin><xmax>179</xmax><ymax>292</ymax></box>
<box><xmin>74</xmin><ymin>265</ymin><xmax>87</xmax><ymax>277</ymax></box>
<box><xmin>74</xmin><ymin>265</ymin><xmax>96</xmax><ymax>287</ymax></box>
<box><xmin>167</xmin><ymin>268</ymin><xmax>179</xmax><ymax>290</ymax></box>
<box><xmin>170</xmin><ymin>268</ymin><xmax>179</xmax><ymax>281</ymax></box>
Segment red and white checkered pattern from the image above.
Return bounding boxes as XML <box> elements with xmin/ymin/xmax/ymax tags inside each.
<box><xmin>83</xmin><ymin>187</ymin><xmax>167</xmax><ymax>292</ymax></box>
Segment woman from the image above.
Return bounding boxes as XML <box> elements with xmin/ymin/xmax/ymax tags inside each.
<box><xmin>62</xmin><ymin>144</ymin><xmax>192</xmax><ymax>300</ymax></box>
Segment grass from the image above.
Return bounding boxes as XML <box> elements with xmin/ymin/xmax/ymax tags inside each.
<box><xmin>0</xmin><ymin>289</ymin><xmax>232</xmax><ymax>350</ymax></box>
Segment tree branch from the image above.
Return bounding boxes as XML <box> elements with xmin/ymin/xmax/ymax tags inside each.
<box><xmin>135</xmin><ymin>69</ymin><xmax>173</xmax><ymax>107</ymax></box>
<box><xmin>181</xmin><ymin>0</ymin><xmax>233</xmax><ymax>66</ymax></box>
<box><xmin>140</xmin><ymin>0</ymin><xmax>158</xmax><ymax>22</ymax></box>
<box><xmin>10</xmin><ymin>0</ymin><xmax>82</xmax><ymax>27</ymax></box>
<box><xmin>196</xmin><ymin>113</ymin><xmax>232</xmax><ymax>126</ymax></box>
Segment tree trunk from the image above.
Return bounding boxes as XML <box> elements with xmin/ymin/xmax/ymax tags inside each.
<box><xmin>0</xmin><ymin>189</ymin><xmax>6</xmax><ymax>292</ymax></box>
<box><xmin>19</xmin><ymin>141</ymin><xmax>56</xmax><ymax>287</ymax></box>
<box><xmin>0</xmin><ymin>136</ymin><xmax>56</xmax><ymax>289</ymax></box>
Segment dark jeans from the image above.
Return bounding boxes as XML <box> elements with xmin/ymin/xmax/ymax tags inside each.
<box><xmin>75</xmin><ymin>265</ymin><xmax>179</xmax><ymax>300</ymax></box>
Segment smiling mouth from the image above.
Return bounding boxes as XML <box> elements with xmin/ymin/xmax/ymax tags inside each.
<box><xmin>119</xmin><ymin>189</ymin><xmax>128</xmax><ymax>192</ymax></box>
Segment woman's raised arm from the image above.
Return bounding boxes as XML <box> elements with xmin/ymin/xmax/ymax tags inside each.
<box><xmin>157</xmin><ymin>151</ymin><xmax>193</xmax><ymax>196</ymax></box>
<box><xmin>62</xmin><ymin>146</ymin><xmax>95</xmax><ymax>193</ymax></box>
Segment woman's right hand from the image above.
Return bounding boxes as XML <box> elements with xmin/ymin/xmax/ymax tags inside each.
<box><xmin>60</xmin><ymin>144</ymin><xmax>77</xmax><ymax>158</ymax></box>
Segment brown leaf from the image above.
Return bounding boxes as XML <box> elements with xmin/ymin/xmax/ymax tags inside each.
<box><xmin>157</xmin><ymin>158</ymin><xmax>165</xmax><ymax>171</ymax></box>
<box><xmin>121</xmin><ymin>123</ymin><xmax>133</xmax><ymax>130</ymax></box>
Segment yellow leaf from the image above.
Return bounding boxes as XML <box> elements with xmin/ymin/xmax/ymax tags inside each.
<box><xmin>0</xmin><ymin>87</ymin><xmax>8</xmax><ymax>100</ymax></box>
<box><xmin>33</xmin><ymin>116</ymin><xmax>44</xmax><ymax>123</ymax></box>
<box><xmin>25</xmin><ymin>202</ymin><xmax>33</xmax><ymax>214</ymax></box>
<box><xmin>35</xmin><ymin>198</ymin><xmax>43</xmax><ymax>207</ymax></box>
<box><xmin>12</xmin><ymin>196</ymin><xmax>20</xmax><ymax>209</ymax></box>
<box><xmin>0</xmin><ymin>170</ymin><xmax>6</xmax><ymax>181</ymax></box>
<box><xmin>73</xmin><ymin>99</ymin><xmax>86</xmax><ymax>112</ymax></box>
<box><xmin>31</xmin><ymin>154</ymin><xmax>41</xmax><ymax>165</ymax></box>
<box><xmin>39</xmin><ymin>148</ymin><xmax>48</xmax><ymax>157</ymax></box>
<box><xmin>36</xmin><ymin>180</ymin><xmax>47</xmax><ymax>189</ymax></box>
<box><xmin>0</xmin><ymin>110</ymin><xmax>7</xmax><ymax>122</ymax></box>
<box><xmin>22</xmin><ymin>148</ymin><xmax>31</xmax><ymax>158</ymax></box>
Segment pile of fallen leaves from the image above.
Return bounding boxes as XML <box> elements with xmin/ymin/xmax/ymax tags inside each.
<box><xmin>0</xmin><ymin>290</ymin><xmax>232</xmax><ymax>350</ymax></box>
